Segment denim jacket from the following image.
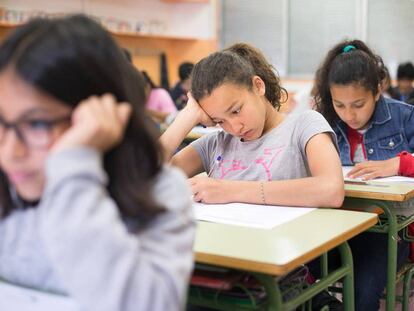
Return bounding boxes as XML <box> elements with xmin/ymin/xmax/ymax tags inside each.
<box><xmin>334</xmin><ymin>96</ymin><xmax>414</xmax><ymax>166</ymax></box>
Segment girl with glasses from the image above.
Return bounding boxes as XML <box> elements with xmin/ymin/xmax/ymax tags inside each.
<box><xmin>0</xmin><ymin>15</ymin><xmax>194</xmax><ymax>311</ymax></box>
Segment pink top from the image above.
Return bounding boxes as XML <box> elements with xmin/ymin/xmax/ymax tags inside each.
<box><xmin>145</xmin><ymin>88</ymin><xmax>177</xmax><ymax>114</ymax></box>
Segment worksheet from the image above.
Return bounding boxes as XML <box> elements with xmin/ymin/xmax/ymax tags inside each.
<box><xmin>194</xmin><ymin>202</ymin><xmax>315</xmax><ymax>229</ymax></box>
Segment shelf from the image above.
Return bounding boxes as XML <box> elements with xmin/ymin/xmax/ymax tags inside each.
<box><xmin>0</xmin><ymin>21</ymin><xmax>23</xmax><ymax>28</ymax></box>
<box><xmin>161</xmin><ymin>0</ymin><xmax>209</xmax><ymax>3</ymax></box>
<box><xmin>0</xmin><ymin>21</ymin><xmax>200</xmax><ymax>41</ymax></box>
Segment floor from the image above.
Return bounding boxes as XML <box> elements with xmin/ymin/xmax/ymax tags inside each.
<box><xmin>378</xmin><ymin>280</ymin><xmax>414</xmax><ymax>310</ymax></box>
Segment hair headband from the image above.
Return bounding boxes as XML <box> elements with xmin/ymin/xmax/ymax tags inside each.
<box><xmin>342</xmin><ymin>45</ymin><xmax>356</xmax><ymax>53</ymax></box>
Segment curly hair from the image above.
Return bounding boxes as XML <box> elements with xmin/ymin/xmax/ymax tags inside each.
<box><xmin>314</xmin><ymin>39</ymin><xmax>387</xmax><ymax>126</ymax></box>
<box><xmin>191</xmin><ymin>43</ymin><xmax>287</xmax><ymax>109</ymax></box>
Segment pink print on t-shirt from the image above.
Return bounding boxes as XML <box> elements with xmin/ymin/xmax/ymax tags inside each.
<box><xmin>218</xmin><ymin>159</ymin><xmax>248</xmax><ymax>179</ymax></box>
<box><xmin>255</xmin><ymin>146</ymin><xmax>285</xmax><ymax>181</ymax></box>
<box><xmin>214</xmin><ymin>146</ymin><xmax>285</xmax><ymax>180</ymax></box>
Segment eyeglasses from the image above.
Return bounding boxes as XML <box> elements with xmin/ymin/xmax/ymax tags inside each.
<box><xmin>0</xmin><ymin>114</ymin><xmax>71</xmax><ymax>148</ymax></box>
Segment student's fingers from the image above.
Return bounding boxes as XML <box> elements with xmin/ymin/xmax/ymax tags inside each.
<box><xmin>74</xmin><ymin>96</ymin><xmax>99</xmax><ymax>122</ymax></box>
<box><xmin>88</xmin><ymin>96</ymin><xmax>121</xmax><ymax>138</ymax></box>
<box><xmin>360</xmin><ymin>170</ymin><xmax>382</xmax><ymax>181</ymax></box>
<box><xmin>101</xmin><ymin>94</ymin><xmax>118</xmax><ymax>121</ymax></box>
<box><xmin>100</xmin><ymin>95</ymin><xmax>132</xmax><ymax>132</ymax></box>
<box><xmin>189</xmin><ymin>177</ymin><xmax>210</xmax><ymax>203</ymax></box>
<box><xmin>347</xmin><ymin>161</ymin><xmax>377</xmax><ymax>177</ymax></box>
<box><xmin>188</xmin><ymin>177</ymin><xmax>200</xmax><ymax>194</ymax></box>
<box><xmin>348</xmin><ymin>166</ymin><xmax>373</xmax><ymax>179</ymax></box>
<box><xmin>350</xmin><ymin>159</ymin><xmax>399</xmax><ymax>180</ymax></box>
<box><xmin>75</xmin><ymin>95</ymin><xmax>128</xmax><ymax>150</ymax></box>
<box><xmin>361</xmin><ymin>162</ymin><xmax>398</xmax><ymax>180</ymax></box>
<box><xmin>193</xmin><ymin>192</ymin><xmax>203</xmax><ymax>203</ymax></box>
<box><xmin>186</xmin><ymin>92</ymin><xmax>215</xmax><ymax>127</ymax></box>
<box><xmin>347</xmin><ymin>166</ymin><xmax>365</xmax><ymax>177</ymax></box>
<box><xmin>116</xmin><ymin>103</ymin><xmax>132</xmax><ymax>129</ymax></box>
<box><xmin>188</xmin><ymin>176</ymin><xmax>197</xmax><ymax>186</ymax></box>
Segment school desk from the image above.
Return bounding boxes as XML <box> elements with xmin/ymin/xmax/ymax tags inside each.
<box><xmin>344</xmin><ymin>181</ymin><xmax>414</xmax><ymax>311</ymax></box>
<box><xmin>191</xmin><ymin>208</ymin><xmax>377</xmax><ymax>311</ymax></box>
<box><xmin>184</xmin><ymin>125</ymin><xmax>221</xmax><ymax>142</ymax></box>
<box><xmin>160</xmin><ymin>124</ymin><xmax>221</xmax><ymax>143</ymax></box>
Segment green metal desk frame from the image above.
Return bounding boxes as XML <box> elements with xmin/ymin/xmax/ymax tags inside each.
<box><xmin>188</xmin><ymin>242</ymin><xmax>355</xmax><ymax>311</ymax></box>
<box><xmin>345</xmin><ymin>197</ymin><xmax>414</xmax><ymax>311</ymax></box>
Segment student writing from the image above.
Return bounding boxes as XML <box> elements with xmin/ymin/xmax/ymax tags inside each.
<box><xmin>161</xmin><ymin>43</ymin><xmax>344</xmax><ymax>208</ymax></box>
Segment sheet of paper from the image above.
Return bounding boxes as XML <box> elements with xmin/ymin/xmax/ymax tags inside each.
<box><xmin>194</xmin><ymin>202</ymin><xmax>315</xmax><ymax>229</ymax></box>
<box><xmin>191</xmin><ymin>125</ymin><xmax>222</xmax><ymax>135</ymax></box>
<box><xmin>343</xmin><ymin>166</ymin><xmax>414</xmax><ymax>184</ymax></box>
<box><xmin>0</xmin><ymin>281</ymin><xmax>80</xmax><ymax>311</ymax></box>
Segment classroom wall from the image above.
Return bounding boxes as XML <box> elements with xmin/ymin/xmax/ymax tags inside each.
<box><xmin>221</xmin><ymin>0</ymin><xmax>414</xmax><ymax>80</ymax></box>
<box><xmin>0</xmin><ymin>0</ymin><xmax>218</xmax><ymax>85</ymax></box>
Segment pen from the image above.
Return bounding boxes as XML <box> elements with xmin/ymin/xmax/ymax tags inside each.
<box><xmin>207</xmin><ymin>155</ymin><xmax>222</xmax><ymax>177</ymax></box>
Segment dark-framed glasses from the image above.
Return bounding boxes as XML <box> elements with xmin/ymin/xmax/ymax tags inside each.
<box><xmin>0</xmin><ymin>114</ymin><xmax>71</xmax><ymax>148</ymax></box>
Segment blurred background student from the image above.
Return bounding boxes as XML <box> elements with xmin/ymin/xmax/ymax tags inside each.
<box><xmin>142</xmin><ymin>70</ymin><xmax>178</xmax><ymax>124</ymax></box>
<box><xmin>390</xmin><ymin>62</ymin><xmax>414</xmax><ymax>105</ymax></box>
<box><xmin>170</xmin><ymin>62</ymin><xmax>194</xmax><ymax>110</ymax></box>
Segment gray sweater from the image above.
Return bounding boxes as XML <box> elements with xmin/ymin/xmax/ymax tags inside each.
<box><xmin>0</xmin><ymin>148</ymin><xmax>195</xmax><ymax>311</ymax></box>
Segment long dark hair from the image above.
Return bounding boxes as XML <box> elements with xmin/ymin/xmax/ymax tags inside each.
<box><xmin>191</xmin><ymin>43</ymin><xmax>286</xmax><ymax>109</ymax></box>
<box><xmin>314</xmin><ymin>39</ymin><xmax>387</xmax><ymax>125</ymax></box>
<box><xmin>0</xmin><ymin>15</ymin><xmax>165</xmax><ymax>221</ymax></box>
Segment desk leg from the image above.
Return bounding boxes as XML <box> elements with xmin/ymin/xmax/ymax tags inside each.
<box><xmin>252</xmin><ymin>273</ymin><xmax>283</xmax><ymax>311</ymax></box>
<box><xmin>320</xmin><ymin>252</ymin><xmax>328</xmax><ymax>278</ymax></box>
<box><xmin>253</xmin><ymin>242</ymin><xmax>354</xmax><ymax>311</ymax></box>
<box><xmin>382</xmin><ymin>202</ymin><xmax>398</xmax><ymax>311</ymax></box>
<box><xmin>366</xmin><ymin>200</ymin><xmax>398</xmax><ymax>311</ymax></box>
<box><xmin>338</xmin><ymin>242</ymin><xmax>355</xmax><ymax>311</ymax></box>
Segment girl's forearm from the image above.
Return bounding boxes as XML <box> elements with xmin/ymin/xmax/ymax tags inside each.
<box><xmin>159</xmin><ymin>107</ymin><xmax>200</xmax><ymax>160</ymax></box>
<box><xmin>225</xmin><ymin>177</ymin><xmax>344</xmax><ymax>208</ymax></box>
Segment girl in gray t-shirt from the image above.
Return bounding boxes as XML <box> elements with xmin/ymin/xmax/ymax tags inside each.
<box><xmin>161</xmin><ymin>43</ymin><xmax>344</xmax><ymax>208</ymax></box>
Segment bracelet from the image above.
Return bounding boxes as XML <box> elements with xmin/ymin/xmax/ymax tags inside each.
<box><xmin>260</xmin><ymin>182</ymin><xmax>266</xmax><ymax>205</ymax></box>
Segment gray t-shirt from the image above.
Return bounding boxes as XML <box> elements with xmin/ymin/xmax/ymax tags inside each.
<box><xmin>191</xmin><ymin>110</ymin><xmax>336</xmax><ymax>181</ymax></box>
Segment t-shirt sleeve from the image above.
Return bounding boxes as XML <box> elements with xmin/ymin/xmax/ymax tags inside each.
<box><xmin>190</xmin><ymin>132</ymin><xmax>222</xmax><ymax>173</ymax></box>
<box><xmin>296</xmin><ymin>110</ymin><xmax>338</xmax><ymax>155</ymax></box>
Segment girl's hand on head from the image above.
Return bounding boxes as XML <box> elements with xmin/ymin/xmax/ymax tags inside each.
<box><xmin>347</xmin><ymin>157</ymin><xmax>400</xmax><ymax>180</ymax></box>
<box><xmin>185</xmin><ymin>92</ymin><xmax>215</xmax><ymax>127</ymax></box>
<box><xmin>51</xmin><ymin>94</ymin><xmax>132</xmax><ymax>153</ymax></box>
<box><xmin>189</xmin><ymin>176</ymin><xmax>229</xmax><ymax>204</ymax></box>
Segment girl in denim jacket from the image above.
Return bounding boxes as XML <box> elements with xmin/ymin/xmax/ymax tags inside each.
<box><xmin>314</xmin><ymin>39</ymin><xmax>412</xmax><ymax>311</ymax></box>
